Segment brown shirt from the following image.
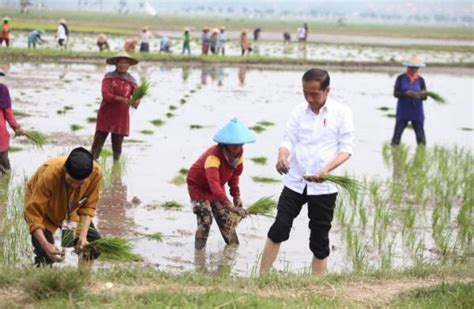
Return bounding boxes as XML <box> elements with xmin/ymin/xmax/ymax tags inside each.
<box><xmin>24</xmin><ymin>157</ymin><xmax>103</xmax><ymax>234</ymax></box>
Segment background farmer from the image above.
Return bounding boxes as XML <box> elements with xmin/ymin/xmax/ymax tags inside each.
<box><xmin>260</xmin><ymin>68</ymin><xmax>354</xmax><ymax>276</ymax></box>
<box><xmin>91</xmin><ymin>51</ymin><xmax>139</xmax><ymax>161</ymax></box>
<box><xmin>0</xmin><ymin>70</ymin><xmax>24</xmax><ymax>173</ymax></box>
<box><xmin>186</xmin><ymin>118</ymin><xmax>255</xmax><ymax>250</ymax></box>
<box><xmin>391</xmin><ymin>55</ymin><xmax>428</xmax><ymax>146</ymax></box>
<box><xmin>24</xmin><ymin>147</ymin><xmax>103</xmax><ymax>267</ymax></box>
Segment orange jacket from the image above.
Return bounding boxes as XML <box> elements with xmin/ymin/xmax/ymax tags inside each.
<box><xmin>1</xmin><ymin>23</ymin><xmax>10</xmax><ymax>39</ymax></box>
<box><xmin>24</xmin><ymin>157</ymin><xmax>103</xmax><ymax>234</ymax></box>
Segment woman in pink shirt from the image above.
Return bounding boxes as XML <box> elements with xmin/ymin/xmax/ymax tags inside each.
<box><xmin>0</xmin><ymin>70</ymin><xmax>24</xmax><ymax>173</ymax></box>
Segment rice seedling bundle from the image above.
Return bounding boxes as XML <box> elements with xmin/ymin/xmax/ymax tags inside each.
<box><xmin>320</xmin><ymin>174</ymin><xmax>362</xmax><ymax>202</ymax></box>
<box><xmin>247</xmin><ymin>196</ymin><xmax>277</xmax><ymax>216</ymax></box>
<box><xmin>426</xmin><ymin>91</ymin><xmax>446</xmax><ymax>104</ymax></box>
<box><xmin>141</xmin><ymin>232</ymin><xmax>164</xmax><ymax>242</ymax></box>
<box><xmin>131</xmin><ymin>80</ymin><xmax>150</xmax><ymax>103</ymax></box>
<box><xmin>24</xmin><ymin>130</ymin><xmax>47</xmax><ymax>147</ymax></box>
<box><xmin>85</xmin><ymin>237</ymin><xmax>140</xmax><ymax>261</ymax></box>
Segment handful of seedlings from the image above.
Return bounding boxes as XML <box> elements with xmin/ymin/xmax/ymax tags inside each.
<box><xmin>425</xmin><ymin>91</ymin><xmax>446</xmax><ymax>104</ymax></box>
<box><xmin>304</xmin><ymin>174</ymin><xmax>362</xmax><ymax>202</ymax></box>
<box><xmin>23</xmin><ymin>130</ymin><xmax>47</xmax><ymax>147</ymax></box>
<box><xmin>130</xmin><ymin>80</ymin><xmax>150</xmax><ymax>107</ymax></box>
<box><xmin>85</xmin><ymin>237</ymin><xmax>141</xmax><ymax>261</ymax></box>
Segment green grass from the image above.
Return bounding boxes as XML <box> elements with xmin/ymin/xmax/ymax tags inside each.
<box><xmin>250</xmin><ymin>156</ymin><xmax>268</xmax><ymax>165</ymax></box>
<box><xmin>390</xmin><ymin>282</ymin><xmax>473</xmax><ymax>308</ymax></box>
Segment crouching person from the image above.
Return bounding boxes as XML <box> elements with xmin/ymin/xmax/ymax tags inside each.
<box><xmin>187</xmin><ymin>118</ymin><xmax>255</xmax><ymax>250</ymax></box>
<box><xmin>24</xmin><ymin>147</ymin><xmax>103</xmax><ymax>269</ymax></box>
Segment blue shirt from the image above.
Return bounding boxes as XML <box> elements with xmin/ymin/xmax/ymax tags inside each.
<box><xmin>394</xmin><ymin>73</ymin><xmax>427</xmax><ymax>121</ymax></box>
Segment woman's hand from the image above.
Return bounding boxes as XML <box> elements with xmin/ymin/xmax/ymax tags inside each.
<box><xmin>14</xmin><ymin>127</ymin><xmax>25</xmax><ymax>136</ymax></box>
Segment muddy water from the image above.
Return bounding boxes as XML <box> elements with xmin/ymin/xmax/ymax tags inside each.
<box><xmin>8</xmin><ymin>31</ymin><xmax>474</xmax><ymax>64</ymax></box>
<box><xmin>3</xmin><ymin>62</ymin><xmax>473</xmax><ymax>275</ymax></box>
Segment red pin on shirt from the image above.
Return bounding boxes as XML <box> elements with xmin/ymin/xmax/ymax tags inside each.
<box><xmin>323</xmin><ymin>118</ymin><xmax>327</xmax><ymax>127</ymax></box>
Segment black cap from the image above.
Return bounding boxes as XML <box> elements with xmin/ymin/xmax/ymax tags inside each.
<box><xmin>65</xmin><ymin>147</ymin><xmax>93</xmax><ymax>180</ymax></box>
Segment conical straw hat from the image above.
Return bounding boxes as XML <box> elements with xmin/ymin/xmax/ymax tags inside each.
<box><xmin>402</xmin><ymin>55</ymin><xmax>426</xmax><ymax>68</ymax></box>
<box><xmin>106</xmin><ymin>51</ymin><xmax>139</xmax><ymax>65</ymax></box>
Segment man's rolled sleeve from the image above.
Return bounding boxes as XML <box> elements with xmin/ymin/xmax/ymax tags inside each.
<box><xmin>337</xmin><ymin>107</ymin><xmax>354</xmax><ymax>155</ymax></box>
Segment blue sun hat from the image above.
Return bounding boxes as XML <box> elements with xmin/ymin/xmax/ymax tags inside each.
<box><xmin>402</xmin><ymin>55</ymin><xmax>426</xmax><ymax>68</ymax></box>
<box><xmin>213</xmin><ymin>117</ymin><xmax>256</xmax><ymax>144</ymax></box>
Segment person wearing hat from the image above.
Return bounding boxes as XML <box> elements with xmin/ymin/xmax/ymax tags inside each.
<box><xmin>210</xmin><ymin>28</ymin><xmax>219</xmax><ymax>54</ymax></box>
<box><xmin>186</xmin><ymin>118</ymin><xmax>255</xmax><ymax>250</ymax></box>
<box><xmin>240</xmin><ymin>29</ymin><xmax>252</xmax><ymax>56</ymax></box>
<box><xmin>96</xmin><ymin>33</ymin><xmax>110</xmax><ymax>52</ymax></box>
<box><xmin>201</xmin><ymin>26</ymin><xmax>210</xmax><ymax>55</ymax></box>
<box><xmin>55</xmin><ymin>19</ymin><xmax>69</xmax><ymax>48</ymax></box>
<box><xmin>182</xmin><ymin>27</ymin><xmax>191</xmax><ymax>55</ymax></box>
<box><xmin>0</xmin><ymin>16</ymin><xmax>11</xmax><ymax>47</ymax></box>
<box><xmin>260</xmin><ymin>68</ymin><xmax>354</xmax><ymax>276</ymax></box>
<box><xmin>0</xmin><ymin>70</ymin><xmax>24</xmax><ymax>173</ymax></box>
<box><xmin>91</xmin><ymin>52</ymin><xmax>139</xmax><ymax>161</ymax></box>
<box><xmin>24</xmin><ymin>147</ymin><xmax>103</xmax><ymax>266</ymax></box>
<box><xmin>217</xmin><ymin>26</ymin><xmax>226</xmax><ymax>55</ymax></box>
<box><xmin>27</xmin><ymin>29</ymin><xmax>46</xmax><ymax>48</ymax></box>
<box><xmin>139</xmin><ymin>26</ymin><xmax>153</xmax><ymax>53</ymax></box>
<box><xmin>391</xmin><ymin>55</ymin><xmax>428</xmax><ymax>146</ymax></box>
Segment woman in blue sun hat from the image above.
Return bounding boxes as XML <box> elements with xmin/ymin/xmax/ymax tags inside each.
<box><xmin>391</xmin><ymin>54</ymin><xmax>428</xmax><ymax>146</ymax></box>
<box><xmin>186</xmin><ymin>118</ymin><xmax>256</xmax><ymax>250</ymax></box>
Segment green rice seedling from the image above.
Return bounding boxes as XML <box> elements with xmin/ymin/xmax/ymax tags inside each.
<box><xmin>251</xmin><ymin>176</ymin><xmax>280</xmax><ymax>183</ymax></box>
<box><xmin>385</xmin><ymin>113</ymin><xmax>397</xmax><ymax>118</ymax></box>
<box><xmin>139</xmin><ymin>129</ymin><xmax>154</xmax><ymax>135</ymax></box>
<box><xmin>190</xmin><ymin>124</ymin><xmax>204</xmax><ymax>129</ymax></box>
<box><xmin>247</xmin><ymin>196</ymin><xmax>277</xmax><ymax>216</ymax></box>
<box><xmin>124</xmin><ymin>139</ymin><xmax>145</xmax><ymax>144</ymax></box>
<box><xmin>22</xmin><ymin>267</ymin><xmax>88</xmax><ymax>300</ymax></box>
<box><xmin>250</xmin><ymin>125</ymin><xmax>266</xmax><ymax>133</ymax></box>
<box><xmin>70</xmin><ymin>124</ymin><xmax>83</xmax><ymax>131</ymax></box>
<box><xmin>171</xmin><ymin>174</ymin><xmax>186</xmax><ymax>186</ymax></box>
<box><xmin>358</xmin><ymin>201</ymin><xmax>368</xmax><ymax>231</ymax></box>
<box><xmin>319</xmin><ymin>174</ymin><xmax>362</xmax><ymax>203</ymax></box>
<box><xmin>402</xmin><ymin>207</ymin><xmax>416</xmax><ymax>239</ymax></box>
<box><xmin>380</xmin><ymin>236</ymin><xmax>396</xmax><ymax>270</ymax></box>
<box><xmin>426</xmin><ymin>91</ymin><xmax>446</xmax><ymax>104</ymax></box>
<box><xmin>180</xmin><ymin>98</ymin><xmax>186</xmax><ymax>104</ymax></box>
<box><xmin>460</xmin><ymin>127</ymin><xmax>473</xmax><ymax>131</ymax></box>
<box><xmin>63</xmin><ymin>105</ymin><xmax>74</xmax><ymax>111</ymax></box>
<box><xmin>13</xmin><ymin>111</ymin><xmax>31</xmax><ymax>118</ymax></box>
<box><xmin>335</xmin><ymin>198</ymin><xmax>347</xmax><ymax>226</ymax></box>
<box><xmin>86</xmin><ymin>237</ymin><xmax>140</xmax><ymax>261</ymax></box>
<box><xmin>250</xmin><ymin>156</ymin><xmax>267</xmax><ymax>165</ymax></box>
<box><xmin>24</xmin><ymin>130</ymin><xmax>47</xmax><ymax>147</ymax></box>
<box><xmin>86</xmin><ymin>117</ymin><xmax>97</xmax><ymax>123</ymax></box>
<box><xmin>257</xmin><ymin>120</ymin><xmax>275</xmax><ymax>127</ymax></box>
<box><xmin>131</xmin><ymin>80</ymin><xmax>150</xmax><ymax>103</ymax></box>
<box><xmin>178</xmin><ymin>168</ymin><xmax>189</xmax><ymax>175</ymax></box>
<box><xmin>150</xmin><ymin>119</ymin><xmax>165</xmax><ymax>127</ymax></box>
<box><xmin>140</xmin><ymin>232</ymin><xmax>164</xmax><ymax>242</ymax></box>
<box><xmin>161</xmin><ymin>200</ymin><xmax>184</xmax><ymax>210</ymax></box>
<box><xmin>9</xmin><ymin>146</ymin><xmax>23</xmax><ymax>152</ymax></box>
<box><xmin>169</xmin><ymin>105</ymin><xmax>177</xmax><ymax>110</ymax></box>
<box><xmin>100</xmin><ymin>148</ymin><xmax>113</xmax><ymax>158</ymax></box>
<box><xmin>377</xmin><ymin>106</ymin><xmax>391</xmax><ymax>111</ymax></box>
<box><xmin>166</xmin><ymin>112</ymin><xmax>174</xmax><ymax>118</ymax></box>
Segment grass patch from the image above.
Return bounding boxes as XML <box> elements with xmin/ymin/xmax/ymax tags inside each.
<box><xmin>150</xmin><ymin>119</ymin><xmax>165</xmax><ymax>127</ymax></box>
<box><xmin>139</xmin><ymin>129</ymin><xmax>154</xmax><ymax>135</ymax></box>
<box><xmin>250</xmin><ymin>156</ymin><xmax>268</xmax><ymax>165</ymax></box>
<box><xmin>161</xmin><ymin>200</ymin><xmax>185</xmax><ymax>210</ymax></box>
<box><xmin>390</xmin><ymin>282</ymin><xmax>473</xmax><ymax>308</ymax></box>
<box><xmin>252</xmin><ymin>176</ymin><xmax>280</xmax><ymax>183</ymax></box>
<box><xmin>70</xmin><ymin>124</ymin><xmax>83</xmax><ymax>131</ymax></box>
<box><xmin>140</xmin><ymin>232</ymin><xmax>164</xmax><ymax>242</ymax></box>
<box><xmin>22</xmin><ymin>267</ymin><xmax>87</xmax><ymax>300</ymax></box>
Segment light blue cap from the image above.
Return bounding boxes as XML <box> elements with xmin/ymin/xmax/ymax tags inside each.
<box><xmin>213</xmin><ymin>117</ymin><xmax>256</xmax><ymax>144</ymax></box>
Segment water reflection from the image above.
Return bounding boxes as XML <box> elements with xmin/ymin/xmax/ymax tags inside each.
<box><xmin>96</xmin><ymin>162</ymin><xmax>133</xmax><ymax>236</ymax></box>
<box><xmin>194</xmin><ymin>244</ymin><xmax>238</xmax><ymax>275</ymax></box>
<box><xmin>238</xmin><ymin>66</ymin><xmax>247</xmax><ymax>86</ymax></box>
<box><xmin>181</xmin><ymin>65</ymin><xmax>190</xmax><ymax>82</ymax></box>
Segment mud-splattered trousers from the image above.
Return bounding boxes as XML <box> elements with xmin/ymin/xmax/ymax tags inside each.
<box><xmin>192</xmin><ymin>200</ymin><xmax>239</xmax><ymax>250</ymax></box>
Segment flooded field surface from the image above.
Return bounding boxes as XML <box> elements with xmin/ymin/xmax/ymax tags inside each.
<box><xmin>8</xmin><ymin>31</ymin><xmax>474</xmax><ymax>64</ymax></box>
<box><xmin>2</xmin><ymin>62</ymin><xmax>473</xmax><ymax>275</ymax></box>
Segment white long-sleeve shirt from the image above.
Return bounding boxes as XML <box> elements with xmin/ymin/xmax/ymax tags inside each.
<box><xmin>281</xmin><ymin>97</ymin><xmax>354</xmax><ymax>195</ymax></box>
<box><xmin>56</xmin><ymin>24</ymin><xmax>67</xmax><ymax>40</ymax></box>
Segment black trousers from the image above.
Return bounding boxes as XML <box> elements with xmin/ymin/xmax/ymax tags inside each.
<box><xmin>32</xmin><ymin>222</ymin><xmax>101</xmax><ymax>266</ymax></box>
<box><xmin>391</xmin><ymin>119</ymin><xmax>426</xmax><ymax>145</ymax></box>
<box><xmin>91</xmin><ymin>130</ymin><xmax>125</xmax><ymax>161</ymax></box>
<box><xmin>267</xmin><ymin>186</ymin><xmax>337</xmax><ymax>259</ymax></box>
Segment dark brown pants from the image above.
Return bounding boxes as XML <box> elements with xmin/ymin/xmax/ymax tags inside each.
<box><xmin>91</xmin><ymin>131</ymin><xmax>124</xmax><ymax>161</ymax></box>
<box><xmin>0</xmin><ymin>151</ymin><xmax>11</xmax><ymax>174</ymax></box>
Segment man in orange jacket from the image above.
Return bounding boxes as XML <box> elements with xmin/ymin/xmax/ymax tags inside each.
<box><xmin>24</xmin><ymin>147</ymin><xmax>103</xmax><ymax>267</ymax></box>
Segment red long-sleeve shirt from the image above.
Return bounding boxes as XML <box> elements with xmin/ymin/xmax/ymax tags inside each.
<box><xmin>187</xmin><ymin>144</ymin><xmax>243</xmax><ymax>204</ymax></box>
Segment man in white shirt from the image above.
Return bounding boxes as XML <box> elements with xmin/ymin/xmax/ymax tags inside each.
<box><xmin>260</xmin><ymin>68</ymin><xmax>354</xmax><ymax>276</ymax></box>
<box><xmin>56</xmin><ymin>19</ymin><xmax>68</xmax><ymax>48</ymax></box>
